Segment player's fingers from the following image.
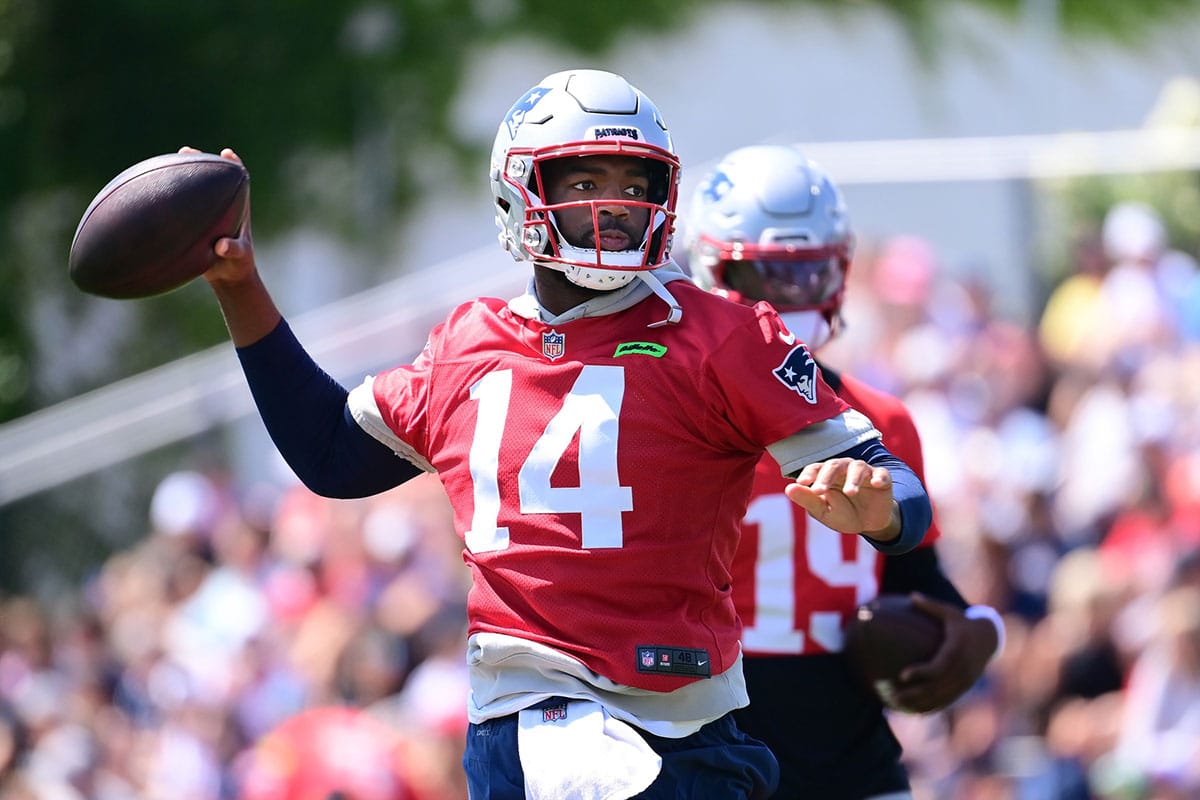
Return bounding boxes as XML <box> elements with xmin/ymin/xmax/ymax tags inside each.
<box><xmin>900</xmin><ymin>647</ymin><xmax>954</xmax><ymax>684</ymax></box>
<box><xmin>784</xmin><ymin>481</ymin><xmax>824</xmax><ymax>514</ymax></box>
<box><xmin>178</xmin><ymin>145</ymin><xmax>201</xmax><ymax>155</ymax></box>
<box><xmin>792</xmin><ymin>462</ymin><xmax>823</xmax><ymax>486</ymax></box>
<box><xmin>214</xmin><ymin>237</ymin><xmax>241</xmax><ymax>260</ymax></box>
<box><xmin>840</xmin><ymin>459</ymin><xmax>876</xmax><ymax>496</ymax></box>
<box><xmin>898</xmin><ymin>654</ymin><xmax>952</xmax><ymax>686</ymax></box>
<box><xmin>810</xmin><ymin>458</ymin><xmax>850</xmax><ymax>492</ymax></box>
<box><xmin>785</xmin><ymin>483</ymin><xmax>853</xmax><ymax>527</ymax></box>
<box><xmin>908</xmin><ymin>592</ymin><xmax>955</xmax><ymax>622</ymax></box>
<box><xmin>888</xmin><ymin>683</ymin><xmax>950</xmax><ymax>714</ymax></box>
<box><xmin>874</xmin><ymin>679</ymin><xmax>900</xmax><ymax>709</ymax></box>
<box><xmin>876</xmin><ymin>679</ymin><xmax>936</xmax><ymax>714</ymax></box>
<box><xmin>236</xmin><ymin>187</ymin><xmax>253</xmax><ymax>241</ymax></box>
<box><xmin>869</xmin><ymin>465</ymin><xmax>893</xmax><ymax>489</ymax></box>
<box><xmin>219</xmin><ymin>147</ymin><xmax>244</xmax><ymax>165</ymax></box>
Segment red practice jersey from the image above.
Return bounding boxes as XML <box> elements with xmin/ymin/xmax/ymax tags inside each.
<box><xmin>732</xmin><ymin>371</ymin><xmax>942</xmax><ymax>657</ymax></box>
<box><xmin>364</xmin><ymin>281</ymin><xmax>869</xmax><ymax>691</ymax></box>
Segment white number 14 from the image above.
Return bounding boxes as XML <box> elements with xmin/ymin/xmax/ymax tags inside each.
<box><xmin>464</xmin><ymin>366</ymin><xmax>634</xmax><ymax>553</ymax></box>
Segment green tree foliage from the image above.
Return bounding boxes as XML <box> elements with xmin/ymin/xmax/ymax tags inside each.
<box><xmin>0</xmin><ymin>0</ymin><xmax>691</xmax><ymax>423</ymax></box>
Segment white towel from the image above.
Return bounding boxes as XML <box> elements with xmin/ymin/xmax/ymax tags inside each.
<box><xmin>517</xmin><ymin>699</ymin><xmax>662</xmax><ymax>800</ymax></box>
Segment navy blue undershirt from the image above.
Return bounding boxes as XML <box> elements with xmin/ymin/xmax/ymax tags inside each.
<box><xmin>235</xmin><ymin>319</ymin><xmax>419</xmax><ymax>498</ymax></box>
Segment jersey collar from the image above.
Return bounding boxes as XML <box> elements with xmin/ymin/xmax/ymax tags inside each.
<box><xmin>509</xmin><ymin>262</ymin><xmax>690</xmax><ymax>325</ymax></box>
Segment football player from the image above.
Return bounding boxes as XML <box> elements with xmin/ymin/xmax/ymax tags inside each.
<box><xmin>683</xmin><ymin>143</ymin><xmax>1005</xmax><ymax>800</ymax></box>
<box><xmin>191</xmin><ymin>71</ymin><xmax>933</xmax><ymax>799</ymax></box>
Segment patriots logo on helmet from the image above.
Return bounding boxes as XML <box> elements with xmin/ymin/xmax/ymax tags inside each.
<box><xmin>505</xmin><ymin>86</ymin><xmax>549</xmax><ymax>138</ymax></box>
<box><xmin>701</xmin><ymin>169</ymin><xmax>733</xmax><ymax>203</ymax></box>
<box><xmin>774</xmin><ymin>344</ymin><xmax>818</xmax><ymax>403</ymax></box>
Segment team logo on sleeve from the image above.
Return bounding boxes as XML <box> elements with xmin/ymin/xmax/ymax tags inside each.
<box><xmin>542</xmin><ymin>329</ymin><xmax>565</xmax><ymax>360</ymax></box>
<box><xmin>774</xmin><ymin>344</ymin><xmax>818</xmax><ymax>403</ymax></box>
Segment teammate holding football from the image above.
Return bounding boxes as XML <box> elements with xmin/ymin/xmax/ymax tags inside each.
<box><xmin>190</xmin><ymin>71</ymin><xmax>933</xmax><ymax>799</ymax></box>
<box><xmin>683</xmin><ymin>144</ymin><xmax>1005</xmax><ymax>800</ymax></box>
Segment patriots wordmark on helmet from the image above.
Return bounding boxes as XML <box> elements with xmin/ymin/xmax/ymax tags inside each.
<box><xmin>590</xmin><ymin>126</ymin><xmax>641</xmax><ymax>140</ymax></box>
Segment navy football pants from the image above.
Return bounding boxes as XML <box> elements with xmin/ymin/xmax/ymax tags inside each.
<box><xmin>463</xmin><ymin>709</ymin><xmax>779</xmax><ymax>799</ymax></box>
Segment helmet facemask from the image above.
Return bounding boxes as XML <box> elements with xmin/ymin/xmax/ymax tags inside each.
<box><xmin>490</xmin><ymin>70</ymin><xmax>680</xmax><ymax>291</ymax></box>
<box><xmin>701</xmin><ymin>235</ymin><xmax>850</xmax><ymax>348</ymax></box>
<box><xmin>503</xmin><ymin>143</ymin><xmax>677</xmax><ymax>290</ymax></box>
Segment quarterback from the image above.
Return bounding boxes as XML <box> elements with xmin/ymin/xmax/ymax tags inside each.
<box><xmin>190</xmin><ymin>71</ymin><xmax>932</xmax><ymax>799</ymax></box>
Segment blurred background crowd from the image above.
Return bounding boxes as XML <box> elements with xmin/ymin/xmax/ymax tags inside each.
<box><xmin>3</xmin><ymin>2</ymin><xmax>1200</xmax><ymax>799</ymax></box>
<box><xmin>1</xmin><ymin>196</ymin><xmax>1199</xmax><ymax>799</ymax></box>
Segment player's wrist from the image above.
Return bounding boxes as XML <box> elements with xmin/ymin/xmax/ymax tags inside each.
<box><xmin>862</xmin><ymin>500</ymin><xmax>901</xmax><ymax>543</ymax></box>
<box><xmin>964</xmin><ymin>604</ymin><xmax>1006</xmax><ymax>661</ymax></box>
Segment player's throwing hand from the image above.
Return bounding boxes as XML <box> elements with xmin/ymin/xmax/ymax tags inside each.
<box><xmin>784</xmin><ymin>458</ymin><xmax>899</xmax><ymax>539</ymax></box>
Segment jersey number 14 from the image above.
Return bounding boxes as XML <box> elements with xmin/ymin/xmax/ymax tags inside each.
<box><xmin>465</xmin><ymin>366</ymin><xmax>633</xmax><ymax>553</ymax></box>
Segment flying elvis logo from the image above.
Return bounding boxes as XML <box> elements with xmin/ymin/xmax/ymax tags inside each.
<box><xmin>504</xmin><ymin>86</ymin><xmax>548</xmax><ymax>138</ymax></box>
<box><xmin>700</xmin><ymin>168</ymin><xmax>734</xmax><ymax>203</ymax></box>
<box><xmin>774</xmin><ymin>344</ymin><xmax>819</xmax><ymax>403</ymax></box>
<box><xmin>587</xmin><ymin>126</ymin><xmax>641</xmax><ymax>140</ymax></box>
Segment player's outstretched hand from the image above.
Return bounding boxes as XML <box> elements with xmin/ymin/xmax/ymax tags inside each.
<box><xmin>177</xmin><ymin>146</ymin><xmax>257</xmax><ymax>286</ymax></box>
<box><xmin>178</xmin><ymin>146</ymin><xmax>282</xmax><ymax>348</ymax></box>
<box><xmin>784</xmin><ymin>458</ymin><xmax>898</xmax><ymax>538</ymax></box>
<box><xmin>886</xmin><ymin>593</ymin><xmax>998</xmax><ymax>713</ymax></box>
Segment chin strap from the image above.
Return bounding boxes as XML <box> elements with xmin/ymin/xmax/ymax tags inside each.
<box><xmin>638</xmin><ymin>270</ymin><xmax>682</xmax><ymax>327</ymax></box>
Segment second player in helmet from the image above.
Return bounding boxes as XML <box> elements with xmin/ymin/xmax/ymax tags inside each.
<box><xmin>684</xmin><ymin>144</ymin><xmax>1005</xmax><ymax>800</ymax></box>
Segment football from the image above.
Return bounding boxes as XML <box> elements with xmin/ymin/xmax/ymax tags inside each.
<box><xmin>843</xmin><ymin>594</ymin><xmax>944</xmax><ymax>691</ymax></box>
<box><xmin>69</xmin><ymin>152</ymin><xmax>249</xmax><ymax>299</ymax></box>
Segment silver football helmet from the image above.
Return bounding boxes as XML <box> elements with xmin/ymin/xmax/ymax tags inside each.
<box><xmin>490</xmin><ymin>69</ymin><xmax>680</xmax><ymax>291</ymax></box>
<box><xmin>685</xmin><ymin>144</ymin><xmax>853</xmax><ymax>348</ymax></box>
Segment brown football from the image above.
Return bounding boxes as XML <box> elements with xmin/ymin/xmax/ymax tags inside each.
<box><xmin>69</xmin><ymin>152</ymin><xmax>249</xmax><ymax>299</ymax></box>
<box><xmin>843</xmin><ymin>594</ymin><xmax>944</xmax><ymax>688</ymax></box>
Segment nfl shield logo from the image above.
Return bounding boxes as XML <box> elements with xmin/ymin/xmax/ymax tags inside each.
<box><xmin>640</xmin><ymin>649</ymin><xmax>655</xmax><ymax>668</ymax></box>
<box><xmin>542</xmin><ymin>329</ymin><xmax>565</xmax><ymax>360</ymax></box>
